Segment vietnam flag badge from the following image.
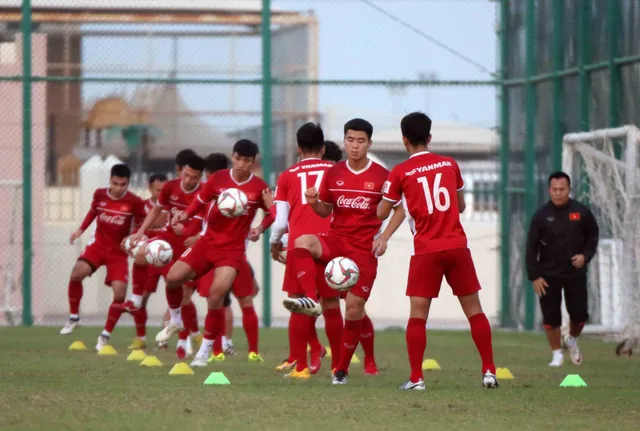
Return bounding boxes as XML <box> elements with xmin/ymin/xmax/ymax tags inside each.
<box><xmin>569</xmin><ymin>212</ymin><xmax>581</xmax><ymax>221</ymax></box>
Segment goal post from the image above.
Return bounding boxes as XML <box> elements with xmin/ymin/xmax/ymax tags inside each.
<box><xmin>561</xmin><ymin>125</ymin><xmax>640</xmax><ymax>344</ymax></box>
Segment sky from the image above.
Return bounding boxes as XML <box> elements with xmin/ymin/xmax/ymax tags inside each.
<box><xmin>81</xmin><ymin>0</ymin><xmax>499</xmax><ymax>136</ymax></box>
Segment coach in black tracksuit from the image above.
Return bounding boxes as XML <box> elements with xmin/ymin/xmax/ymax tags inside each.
<box><xmin>525</xmin><ymin>171</ymin><xmax>599</xmax><ymax>367</ymax></box>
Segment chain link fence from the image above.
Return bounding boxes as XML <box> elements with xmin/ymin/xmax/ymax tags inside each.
<box><xmin>2</xmin><ymin>0</ymin><xmax>500</xmax><ymax>328</ymax></box>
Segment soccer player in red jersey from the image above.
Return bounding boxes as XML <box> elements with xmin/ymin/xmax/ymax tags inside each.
<box><xmin>156</xmin><ymin>139</ymin><xmax>273</xmax><ymax>366</ymax></box>
<box><xmin>126</xmin><ymin>154</ymin><xmax>205</xmax><ymax>358</ymax></box>
<box><xmin>60</xmin><ymin>164</ymin><xmax>147</xmax><ymax>351</ymax></box>
<box><xmin>126</xmin><ymin>173</ymin><xmax>168</xmax><ymax>350</ymax></box>
<box><xmin>270</xmin><ymin>123</ymin><xmax>334</xmax><ymax>378</ymax></box>
<box><xmin>284</xmin><ymin>119</ymin><xmax>406</xmax><ymax>384</ymax></box>
<box><xmin>377</xmin><ymin>112</ymin><xmax>498</xmax><ymax>390</ymax></box>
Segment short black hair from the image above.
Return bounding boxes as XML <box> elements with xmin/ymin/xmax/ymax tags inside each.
<box><xmin>323</xmin><ymin>140</ymin><xmax>342</xmax><ymax>162</ymax></box>
<box><xmin>148</xmin><ymin>173</ymin><xmax>168</xmax><ymax>185</ymax></box>
<box><xmin>110</xmin><ymin>163</ymin><xmax>131</xmax><ymax>179</ymax></box>
<box><xmin>401</xmin><ymin>112</ymin><xmax>432</xmax><ymax>146</ymax></box>
<box><xmin>296</xmin><ymin>122</ymin><xmax>325</xmax><ymax>153</ymax></box>
<box><xmin>183</xmin><ymin>154</ymin><xmax>205</xmax><ymax>172</ymax></box>
<box><xmin>204</xmin><ymin>152</ymin><xmax>230</xmax><ymax>173</ymax></box>
<box><xmin>175</xmin><ymin>149</ymin><xmax>197</xmax><ymax>168</ymax></box>
<box><xmin>548</xmin><ymin>171</ymin><xmax>571</xmax><ymax>186</ymax></box>
<box><xmin>344</xmin><ymin>118</ymin><xmax>373</xmax><ymax>140</ymax></box>
<box><xmin>233</xmin><ymin>139</ymin><xmax>259</xmax><ymax>158</ymax></box>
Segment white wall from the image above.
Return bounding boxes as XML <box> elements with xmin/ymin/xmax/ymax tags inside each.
<box><xmin>38</xmin><ymin>187</ymin><xmax>499</xmax><ymax>328</ymax></box>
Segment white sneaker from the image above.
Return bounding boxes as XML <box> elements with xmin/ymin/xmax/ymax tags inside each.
<box><xmin>60</xmin><ymin>319</ymin><xmax>80</xmax><ymax>335</ymax></box>
<box><xmin>282</xmin><ymin>297</ymin><xmax>322</xmax><ymax>317</ymax></box>
<box><xmin>190</xmin><ymin>354</ymin><xmax>209</xmax><ymax>368</ymax></box>
<box><xmin>95</xmin><ymin>335</ymin><xmax>109</xmax><ymax>351</ymax></box>
<box><xmin>399</xmin><ymin>379</ymin><xmax>426</xmax><ymax>390</ymax></box>
<box><xmin>155</xmin><ymin>321</ymin><xmax>184</xmax><ymax>343</ymax></box>
<box><xmin>332</xmin><ymin>370</ymin><xmax>348</xmax><ymax>385</ymax></box>
<box><xmin>549</xmin><ymin>352</ymin><xmax>564</xmax><ymax>367</ymax></box>
<box><xmin>564</xmin><ymin>335</ymin><xmax>582</xmax><ymax>365</ymax></box>
<box><xmin>482</xmin><ymin>370</ymin><xmax>499</xmax><ymax>389</ymax></box>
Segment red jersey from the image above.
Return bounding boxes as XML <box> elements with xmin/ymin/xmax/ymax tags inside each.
<box><xmin>156</xmin><ymin>178</ymin><xmax>201</xmax><ymax>236</ymax></box>
<box><xmin>318</xmin><ymin>159</ymin><xmax>389</xmax><ymax>254</ymax></box>
<box><xmin>274</xmin><ymin>158</ymin><xmax>334</xmax><ymax>244</ymax></box>
<box><xmin>187</xmin><ymin>169</ymin><xmax>271</xmax><ymax>252</ymax></box>
<box><xmin>383</xmin><ymin>151</ymin><xmax>468</xmax><ymax>254</ymax></box>
<box><xmin>79</xmin><ymin>188</ymin><xmax>146</xmax><ymax>253</ymax></box>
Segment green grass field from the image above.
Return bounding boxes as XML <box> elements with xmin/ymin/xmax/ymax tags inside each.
<box><xmin>0</xmin><ymin>327</ymin><xmax>639</xmax><ymax>431</ymax></box>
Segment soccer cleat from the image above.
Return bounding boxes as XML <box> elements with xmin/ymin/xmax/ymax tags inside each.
<box><xmin>118</xmin><ymin>300</ymin><xmax>140</xmax><ymax>314</ymax></box>
<box><xmin>482</xmin><ymin>370</ymin><xmax>499</xmax><ymax>389</ymax></box>
<box><xmin>248</xmin><ymin>352</ymin><xmax>264</xmax><ymax>363</ymax></box>
<box><xmin>284</xmin><ymin>368</ymin><xmax>311</xmax><ymax>379</ymax></box>
<box><xmin>128</xmin><ymin>338</ymin><xmax>147</xmax><ymax>350</ymax></box>
<box><xmin>60</xmin><ymin>318</ymin><xmax>80</xmax><ymax>335</ymax></box>
<box><xmin>95</xmin><ymin>335</ymin><xmax>110</xmax><ymax>352</ymax></box>
<box><xmin>155</xmin><ymin>321</ymin><xmax>184</xmax><ymax>343</ymax></box>
<box><xmin>616</xmin><ymin>338</ymin><xmax>635</xmax><ymax>356</ymax></box>
<box><xmin>364</xmin><ymin>356</ymin><xmax>379</xmax><ymax>376</ymax></box>
<box><xmin>548</xmin><ymin>353</ymin><xmax>564</xmax><ymax>367</ymax></box>
<box><xmin>276</xmin><ymin>359</ymin><xmax>297</xmax><ymax>372</ymax></box>
<box><xmin>309</xmin><ymin>346</ymin><xmax>326</xmax><ymax>374</ymax></box>
<box><xmin>190</xmin><ymin>354</ymin><xmax>209</xmax><ymax>368</ymax></box>
<box><xmin>332</xmin><ymin>370</ymin><xmax>348</xmax><ymax>385</ymax></box>
<box><xmin>563</xmin><ymin>335</ymin><xmax>582</xmax><ymax>365</ymax></box>
<box><xmin>156</xmin><ymin>341</ymin><xmax>168</xmax><ymax>350</ymax></box>
<box><xmin>399</xmin><ymin>379</ymin><xmax>426</xmax><ymax>391</ymax></box>
<box><xmin>208</xmin><ymin>353</ymin><xmax>225</xmax><ymax>362</ymax></box>
<box><xmin>282</xmin><ymin>297</ymin><xmax>322</xmax><ymax>317</ymax></box>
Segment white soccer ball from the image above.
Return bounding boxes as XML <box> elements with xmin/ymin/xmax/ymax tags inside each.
<box><xmin>217</xmin><ymin>188</ymin><xmax>248</xmax><ymax>218</ymax></box>
<box><xmin>124</xmin><ymin>235</ymin><xmax>148</xmax><ymax>257</ymax></box>
<box><xmin>324</xmin><ymin>257</ymin><xmax>360</xmax><ymax>292</ymax></box>
<box><xmin>144</xmin><ymin>239</ymin><xmax>173</xmax><ymax>267</ymax></box>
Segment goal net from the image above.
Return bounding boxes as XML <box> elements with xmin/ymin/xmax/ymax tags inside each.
<box><xmin>562</xmin><ymin>125</ymin><xmax>640</xmax><ymax>348</ymax></box>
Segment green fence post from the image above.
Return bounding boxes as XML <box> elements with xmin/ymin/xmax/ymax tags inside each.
<box><xmin>261</xmin><ymin>0</ymin><xmax>273</xmax><ymax>328</ymax></box>
<box><xmin>523</xmin><ymin>0</ymin><xmax>537</xmax><ymax>331</ymax></box>
<box><xmin>21</xmin><ymin>0</ymin><xmax>33</xmax><ymax>327</ymax></box>
<box><xmin>578</xmin><ymin>0</ymin><xmax>590</xmax><ymax>132</ymax></box>
<box><xmin>498</xmin><ymin>0</ymin><xmax>511</xmax><ymax>328</ymax></box>
<box><xmin>608</xmin><ymin>0</ymin><xmax>621</xmax><ymax>129</ymax></box>
<box><xmin>551</xmin><ymin>0</ymin><xmax>565</xmax><ymax>172</ymax></box>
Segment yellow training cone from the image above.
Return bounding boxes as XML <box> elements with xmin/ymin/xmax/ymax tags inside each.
<box><xmin>422</xmin><ymin>359</ymin><xmax>441</xmax><ymax>371</ymax></box>
<box><xmin>68</xmin><ymin>341</ymin><xmax>87</xmax><ymax>351</ymax></box>
<box><xmin>126</xmin><ymin>349</ymin><xmax>147</xmax><ymax>361</ymax></box>
<box><xmin>351</xmin><ymin>354</ymin><xmax>361</xmax><ymax>364</ymax></box>
<box><xmin>169</xmin><ymin>362</ymin><xmax>195</xmax><ymax>375</ymax></box>
<box><xmin>97</xmin><ymin>345</ymin><xmax>117</xmax><ymax>356</ymax></box>
<box><xmin>496</xmin><ymin>367</ymin><xmax>515</xmax><ymax>379</ymax></box>
<box><xmin>139</xmin><ymin>355</ymin><xmax>163</xmax><ymax>367</ymax></box>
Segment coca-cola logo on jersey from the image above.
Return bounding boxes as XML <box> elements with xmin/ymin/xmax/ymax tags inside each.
<box><xmin>99</xmin><ymin>212</ymin><xmax>126</xmax><ymax>225</ymax></box>
<box><xmin>336</xmin><ymin>195</ymin><xmax>371</xmax><ymax>210</ymax></box>
<box><xmin>170</xmin><ymin>207</ymin><xmax>185</xmax><ymax>221</ymax></box>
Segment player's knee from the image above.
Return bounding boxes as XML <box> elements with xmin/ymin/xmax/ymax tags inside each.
<box><xmin>293</xmin><ymin>234</ymin><xmax>320</xmax><ymax>253</ymax></box>
<box><xmin>320</xmin><ymin>297</ymin><xmax>340</xmax><ymax>311</ymax></box>
<box><xmin>206</xmin><ymin>291</ymin><xmax>226</xmax><ymax>309</ymax></box>
<box><xmin>568</xmin><ymin>310</ymin><xmax>589</xmax><ymax>325</ymax></box>
<box><xmin>344</xmin><ymin>296</ymin><xmax>365</xmax><ymax>320</ymax></box>
<box><xmin>237</xmin><ymin>296</ymin><xmax>253</xmax><ymax>309</ymax></box>
<box><xmin>458</xmin><ymin>292</ymin><xmax>483</xmax><ymax>319</ymax></box>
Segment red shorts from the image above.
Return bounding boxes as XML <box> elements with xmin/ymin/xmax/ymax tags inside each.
<box><xmin>180</xmin><ymin>238</ymin><xmax>247</xmax><ymax>291</ymax></box>
<box><xmin>132</xmin><ymin>264</ymin><xmax>147</xmax><ymax>294</ymax></box>
<box><xmin>196</xmin><ymin>259</ymin><xmax>254</xmax><ymax>298</ymax></box>
<box><xmin>79</xmin><ymin>242</ymin><xmax>128</xmax><ymax>286</ymax></box>
<box><xmin>145</xmin><ymin>264</ymin><xmax>164</xmax><ymax>293</ymax></box>
<box><xmin>316</xmin><ymin>233</ymin><xmax>378</xmax><ymax>300</ymax></box>
<box><xmin>153</xmin><ymin>230</ymin><xmax>187</xmax><ymax>261</ymax></box>
<box><xmin>407</xmin><ymin>248</ymin><xmax>482</xmax><ymax>298</ymax></box>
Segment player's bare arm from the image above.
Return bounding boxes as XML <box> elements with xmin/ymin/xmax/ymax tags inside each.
<box><xmin>376</xmin><ymin>197</ymin><xmax>396</xmax><ymax>220</ymax></box>
<box><xmin>457</xmin><ymin>190</ymin><xmax>466</xmax><ymax>213</ymax></box>
<box><xmin>372</xmin><ymin>205</ymin><xmax>405</xmax><ymax>257</ymax></box>
<box><xmin>126</xmin><ymin>204</ymin><xmax>164</xmax><ymax>246</ymax></box>
<box><xmin>262</xmin><ymin>188</ymin><xmax>275</xmax><ymax>208</ymax></box>
<box><xmin>306</xmin><ymin>186</ymin><xmax>332</xmax><ymax>217</ymax></box>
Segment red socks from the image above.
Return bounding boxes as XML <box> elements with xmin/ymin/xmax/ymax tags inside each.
<box><xmin>286</xmin><ymin>314</ymin><xmax>295</xmax><ymax>363</ymax></box>
<box><xmin>131</xmin><ymin>264</ymin><xmax>146</xmax><ymax>296</ymax></box>
<box><xmin>165</xmin><ymin>287</ymin><xmax>183</xmax><ymax>310</ymax></box>
<box><xmin>360</xmin><ymin>314</ymin><xmax>375</xmax><ymax>359</ymax></box>
<box><xmin>68</xmin><ymin>280</ymin><xmax>83</xmax><ymax>316</ymax></box>
<box><xmin>308</xmin><ymin>316</ymin><xmax>323</xmax><ymax>352</ymax></box>
<box><xmin>322</xmin><ymin>307</ymin><xmax>344</xmax><ymax>370</ymax></box>
<box><xmin>290</xmin><ymin>313</ymin><xmax>311</xmax><ymax>371</ymax></box>
<box><xmin>104</xmin><ymin>300</ymin><xmax>125</xmax><ymax>333</ymax></box>
<box><xmin>134</xmin><ymin>307</ymin><xmax>147</xmax><ymax>337</ymax></box>
<box><xmin>336</xmin><ymin>319</ymin><xmax>362</xmax><ymax>373</ymax></box>
<box><xmin>203</xmin><ymin>308</ymin><xmax>225</xmax><ymax>341</ymax></box>
<box><xmin>468</xmin><ymin>313</ymin><xmax>496</xmax><ymax>374</ymax></box>
<box><xmin>290</xmin><ymin>248</ymin><xmax>318</xmax><ymax>297</ymax></box>
<box><xmin>406</xmin><ymin>317</ymin><xmax>427</xmax><ymax>383</ymax></box>
<box><xmin>241</xmin><ymin>306</ymin><xmax>259</xmax><ymax>354</ymax></box>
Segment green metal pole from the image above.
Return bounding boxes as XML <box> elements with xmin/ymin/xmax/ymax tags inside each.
<box><xmin>578</xmin><ymin>0</ymin><xmax>590</xmax><ymax>131</ymax></box>
<box><xmin>498</xmin><ymin>0</ymin><xmax>511</xmax><ymax>328</ymax></box>
<box><xmin>261</xmin><ymin>0</ymin><xmax>273</xmax><ymax>328</ymax></box>
<box><xmin>21</xmin><ymin>0</ymin><xmax>33</xmax><ymax>326</ymax></box>
<box><xmin>607</xmin><ymin>0</ymin><xmax>621</xmax><ymax>129</ymax></box>
<box><xmin>551</xmin><ymin>0</ymin><xmax>565</xmax><ymax>172</ymax></box>
<box><xmin>523</xmin><ymin>0</ymin><xmax>537</xmax><ymax>331</ymax></box>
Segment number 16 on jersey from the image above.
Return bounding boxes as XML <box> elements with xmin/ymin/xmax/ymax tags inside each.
<box><xmin>417</xmin><ymin>173</ymin><xmax>451</xmax><ymax>214</ymax></box>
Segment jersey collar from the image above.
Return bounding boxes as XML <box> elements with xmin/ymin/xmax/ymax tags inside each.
<box><xmin>409</xmin><ymin>151</ymin><xmax>431</xmax><ymax>158</ymax></box>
